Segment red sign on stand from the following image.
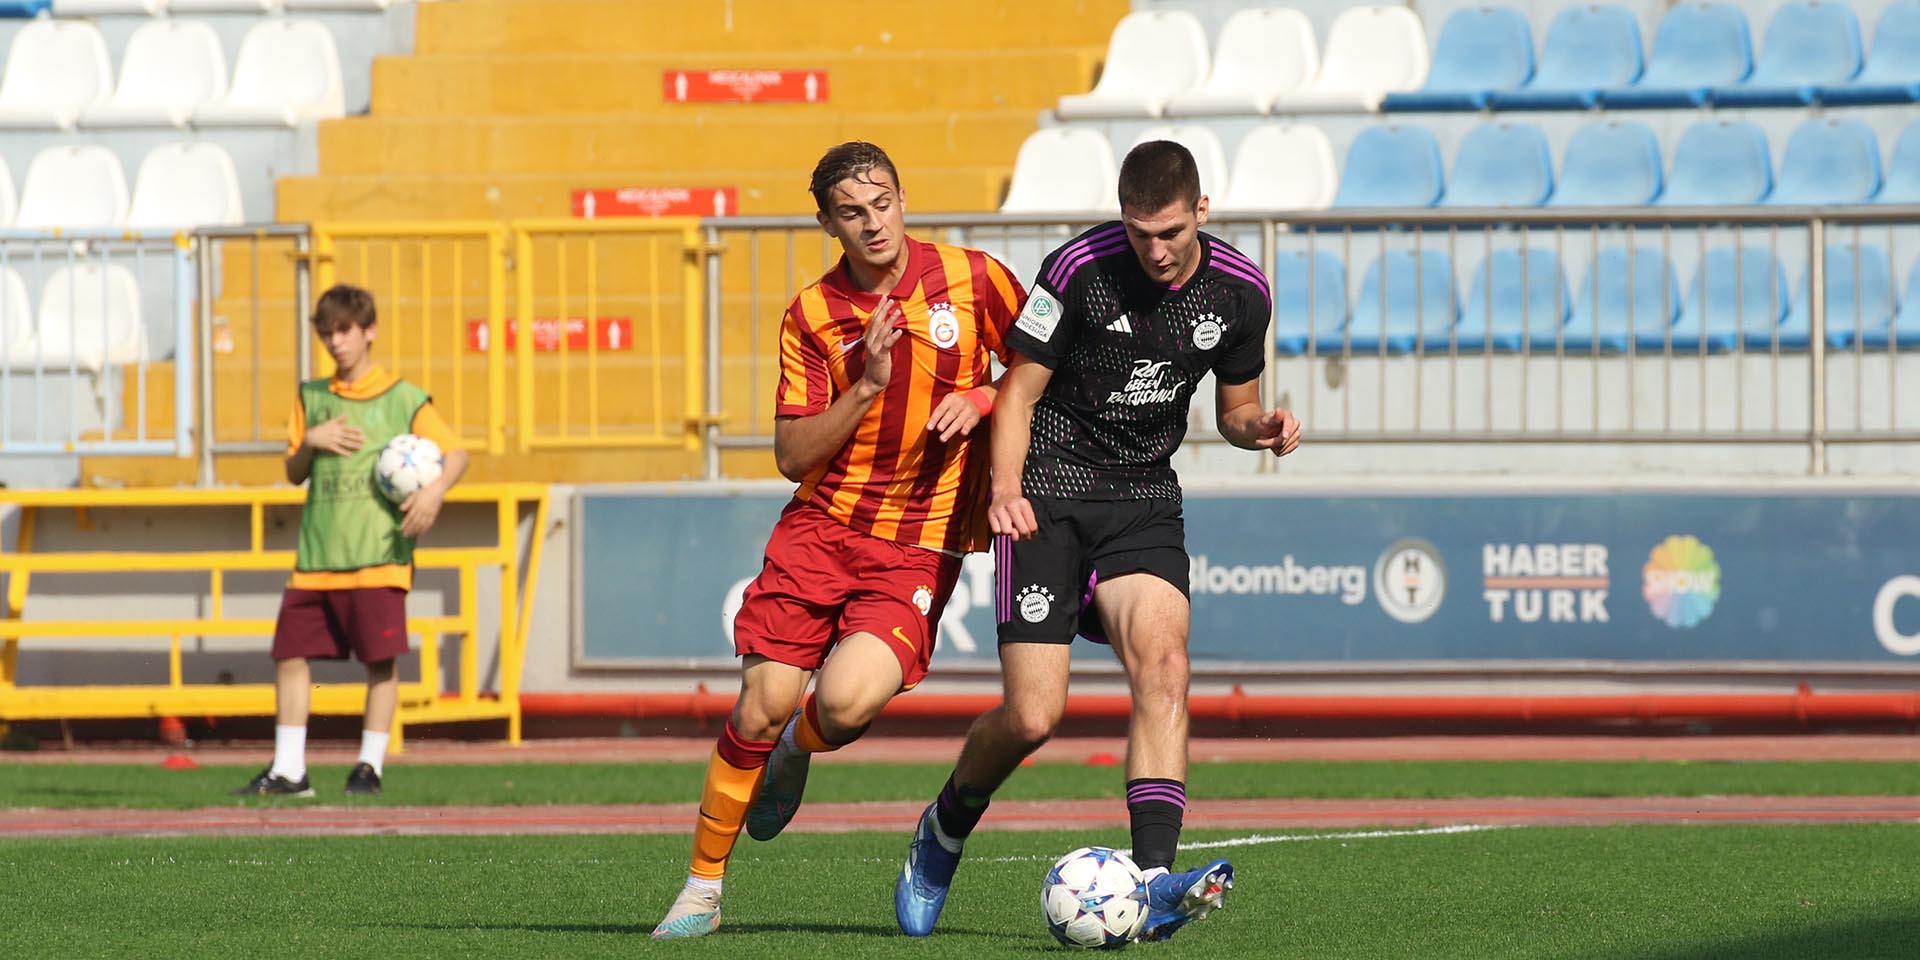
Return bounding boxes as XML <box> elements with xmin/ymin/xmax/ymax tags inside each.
<box><xmin>573</xmin><ymin>187</ymin><xmax>739</xmax><ymax>218</ymax></box>
<box><xmin>465</xmin><ymin>317</ymin><xmax>635</xmax><ymax>353</ymax></box>
<box><xmin>663</xmin><ymin>69</ymin><xmax>829</xmax><ymax>103</ymax></box>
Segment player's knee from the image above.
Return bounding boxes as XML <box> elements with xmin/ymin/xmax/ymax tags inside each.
<box><xmin>1004</xmin><ymin>702</ymin><xmax>1062</xmax><ymax>749</ymax></box>
<box><xmin>815</xmin><ymin>695</ymin><xmax>883</xmax><ymax>739</ymax></box>
<box><xmin>1133</xmin><ymin>649</ymin><xmax>1190</xmax><ymax>705</ymax></box>
<box><xmin>733</xmin><ymin>694</ymin><xmax>798</xmax><ymax>741</ymax></box>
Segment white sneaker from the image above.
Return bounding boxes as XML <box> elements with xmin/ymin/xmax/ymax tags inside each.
<box><xmin>651</xmin><ymin>882</ymin><xmax>723</xmax><ymax>939</ymax></box>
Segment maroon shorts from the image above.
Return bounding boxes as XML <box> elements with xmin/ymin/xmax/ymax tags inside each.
<box><xmin>271</xmin><ymin>587</ymin><xmax>410</xmax><ymax>663</ymax></box>
<box><xmin>731</xmin><ymin>500</ymin><xmax>962</xmax><ymax>690</ymax></box>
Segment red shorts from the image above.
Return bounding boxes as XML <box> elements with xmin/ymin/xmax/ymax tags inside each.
<box><xmin>731</xmin><ymin>500</ymin><xmax>962</xmax><ymax>690</ymax></box>
<box><xmin>271</xmin><ymin>587</ymin><xmax>411</xmax><ymax>663</ymax></box>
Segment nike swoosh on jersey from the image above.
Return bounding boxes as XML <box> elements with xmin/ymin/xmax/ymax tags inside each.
<box><xmin>891</xmin><ymin>626</ymin><xmax>917</xmax><ymax>653</ymax></box>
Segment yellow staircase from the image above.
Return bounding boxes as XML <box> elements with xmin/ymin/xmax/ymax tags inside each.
<box><xmin>82</xmin><ymin>0</ymin><xmax>1128</xmax><ymax>487</ymax></box>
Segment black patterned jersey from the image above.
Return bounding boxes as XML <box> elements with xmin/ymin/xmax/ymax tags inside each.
<box><xmin>1006</xmin><ymin>224</ymin><xmax>1270</xmax><ymax>502</ymax></box>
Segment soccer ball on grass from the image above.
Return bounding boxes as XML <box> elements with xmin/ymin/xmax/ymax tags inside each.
<box><xmin>1041</xmin><ymin>846</ymin><xmax>1148</xmax><ymax>949</ymax></box>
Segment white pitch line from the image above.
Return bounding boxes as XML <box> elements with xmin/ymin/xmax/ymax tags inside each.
<box><xmin>975</xmin><ymin>824</ymin><xmax>1505</xmax><ymax>864</ymax></box>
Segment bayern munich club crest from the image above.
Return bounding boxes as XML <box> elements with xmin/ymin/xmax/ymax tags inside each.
<box><xmin>1017</xmin><ymin>584</ymin><xmax>1055</xmax><ymax>623</ymax></box>
<box><xmin>927</xmin><ymin>302</ymin><xmax>960</xmax><ymax>349</ymax></box>
<box><xmin>1192</xmin><ymin>314</ymin><xmax>1223</xmax><ymax>350</ymax></box>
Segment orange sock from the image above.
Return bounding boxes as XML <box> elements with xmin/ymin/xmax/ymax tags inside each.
<box><xmin>793</xmin><ymin>693</ymin><xmax>862</xmax><ymax>754</ymax></box>
<box><xmin>689</xmin><ymin>722</ymin><xmax>774</xmax><ymax>880</ymax></box>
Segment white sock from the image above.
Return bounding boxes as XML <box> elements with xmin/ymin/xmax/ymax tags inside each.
<box><xmin>270</xmin><ymin>725</ymin><xmax>306</xmax><ymax>782</ymax></box>
<box><xmin>357</xmin><ymin>730</ymin><xmax>390</xmax><ymax>777</ymax></box>
<box><xmin>928</xmin><ymin>808</ymin><xmax>965</xmax><ymax>854</ymax></box>
<box><xmin>1142</xmin><ymin>866</ymin><xmax>1170</xmax><ymax>882</ymax></box>
<box><xmin>686</xmin><ymin>874</ymin><xmax>723</xmax><ymax>895</ymax></box>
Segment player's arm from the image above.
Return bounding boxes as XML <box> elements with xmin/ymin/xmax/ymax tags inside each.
<box><xmin>283</xmin><ymin>394</ymin><xmax>363</xmax><ymax>485</ymax></box>
<box><xmin>773</xmin><ymin>296</ymin><xmax>905</xmax><ymax>481</ymax></box>
<box><xmin>1216</xmin><ymin>378</ymin><xmax>1300</xmax><ymax>457</ymax></box>
<box><xmin>926</xmin><ymin>254</ymin><xmax>1027</xmax><ymax>443</ymax></box>
<box><xmin>987</xmin><ymin>353</ymin><xmax>1053</xmax><ymax>538</ymax></box>
<box><xmin>399</xmin><ymin>403</ymin><xmax>468</xmax><ymax>537</ymax></box>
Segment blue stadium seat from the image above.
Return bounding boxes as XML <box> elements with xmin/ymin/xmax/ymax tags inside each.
<box><xmin>1441</xmin><ymin>122</ymin><xmax>1553</xmax><ymax>207</ymax></box>
<box><xmin>1273</xmin><ymin>249</ymin><xmax>1346</xmax><ymax>356</ymax></box>
<box><xmin>1333</xmin><ymin>126</ymin><xmax>1445</xmax><ymax>208</ymax></box>
<box><xmin>1347</xmin><ymin>250</ymin><xmax>1458</xmax><ymax>353</ymax></box>
<box><xmin>1880</xmin><ymin>120</ymin><xmax>1920</xmax><ymax>203</ymax></box>
<box><xmin>1459</xmin><ymin>249</ymin><xmax>1570</xmax><ymax>351</ymax></box>
<box><xmin>0</xmin><ymin>0</ymin><xmax>50</xmax><ymax>15</ymax></box>
<box><xmin>1600</xmin><ymin>3</ymin><xmax>1752</xmax><ymax>108</ymax></box>
<box><xmin>1658</xmin><ymin>121</ymin><xmax>1771</xmax><ymax>206</ymax></box>
<box><xmin>1381</xmin><ymin>7</ymin><xmax>1534</xmax><ymax>112</ymax></box>
<box><xmin>1710</xmin><ymin>1</ymin><xmax>1862</xmax><ymax>107</ymax></box>
<box><xmin>1548</xmin><ymin>121</ymin><xmax>1663</xmax><ymax>206</ymax></box>
<box><xmin>1769</xmin><ymin>119</ymin><xmax>1881</xmax><ymax>205</ymax></box>
<box><xmin>1564</xmin><ymin>247</ymin><xmax>1682</xmax><ymax>352</ymax></box>
<box><xmin>1486</xmin><ymin>5</ymin><xmax>1642</xmax><ymax>110</ymax></box>
<box><xmin>1817</xmin><ymin>0</ymin><xmax>1920</xmax><ymax>105</ymax></box>
<box><xmin>1779</xmin><ymin>246</ymin><xmax>1894</xmax><ymax>349</ymax></box>
<box><xmin>1673</xmin><ymin>247</ymin><xmax>1789</xmax><ymax>352</ymax></box>
<box><xmin>1879</xmin><ymin>261</ymin><xmax>1920</xmax><ymax>349</ymax></box>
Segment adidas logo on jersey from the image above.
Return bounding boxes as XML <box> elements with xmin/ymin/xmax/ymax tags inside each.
<box><xmin>1106</xmin><ymin>314</ymin><xmax>1133</xmax><ymax>334</ymax></box>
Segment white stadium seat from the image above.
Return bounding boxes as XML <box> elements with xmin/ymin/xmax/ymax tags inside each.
<box><xmin>1132</xmin><ymin>125</ymin><xmax>1229</xmax><ymax>202</ymax></box>
<box><xmin>0</xmin><ymin>268</ymin><xmax>35</xmax><ymax>370</ymax></box>
<box><xmin>168</xmin><ymin>0</ymin><xmax>279</xmax><ymax>11</ymax></box>
<box><xmin>1271</xmin><ymin>6</ymin><xmax>1430</xmax><ymax>114</ymax></box>
<box><xmin>81</xmin><ymin>21</ymin><xmax>228</xmax><ymax>129</ymax></box>
<box><xmin>194</xmin><ymin>19</ymin><xmax>345</xmax><ymax>126</ymax></box>
<box><xmin>287</xmin><ymin>0</ymin><xmax>393</xmax><ymax>9</ymax></box>
<box><xmin>1217</xmin><ymin>123</ymin><xmax>1339</xmax><ymax>211</ymax></box>
<box><xmin>127</xmin><ymin>142</ymin><xmax>246</xmax><ymax>229</ymax></box>
<box><xmin>1166</xmin><ymin>8</ymin><xmax>1319</xmax><ymax>117</ymax></box>
<box><xmin>14</xmin><ymin>146</ymin><xmax>130</xmax><ymax>230</ymax></box>
<box><xmin>1000</xmin><ymin>128</ymin><xmax>1120</xmax><ymax>215</ymax></box>
<box><xmin>35</xmin><ymin>264</ymin><xmax>147</xmax><ymax>372</ymax></box>
<box><xmin>1056</xmin><ymin>10</ymin><xmax>1210</xmax><ymax>119</ymax></box>
<box><xmin>52</xmin><ymin>0</ymin><xmax>169</xmax><ymax>13</ymax></box>
<box><xmin>0</xmin><ymin>155</ymin><xmax>16</xmax><ymax>227</ymax></box>
<box><xmin>0</xmin><ymin>20</ymin><xmax>113</xmax><ymax>131</ymax></box>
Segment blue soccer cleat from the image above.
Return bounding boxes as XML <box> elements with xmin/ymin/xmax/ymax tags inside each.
<box><xmin>1138</xmin><ymin>858</ymin><xmax>1234</xmax><ymax>941</ymax></box>
<box><xmin>894</xmin><ymin>802</ymin><xmax>964</xmax><ymax>936</ymax></box>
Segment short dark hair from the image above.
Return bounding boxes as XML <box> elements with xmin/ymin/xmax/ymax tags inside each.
<box><xmin>312</xmin><ymin>283</ymin><xmax>376</xmax><ymax>333</ymax></box>
<box><xmin>1117</xmin><ymin>140</ymin><xmax>1201</xmax><ymax>214</ymax></box>
<box><xmin>809</xmin><ymin>141</ymin><xmax>902</xmax><ymax>214</ymax></box>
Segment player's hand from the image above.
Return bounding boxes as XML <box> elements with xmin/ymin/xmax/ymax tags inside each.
<box><xmin>304</xmin><ymin>414</ymin><xmax>363</xmax><ymax>455</ymax></box>
<box><xmin>926</xmin><ymin>391</ymin><xmax>983</xmax><ymax>442</ymax></box>
<box><xmin>858</xmin><ymin>295</ymin><xmax>906</xmax><ymax>394</ymax></box>
<box><xmin>399</xmin><ymin>485</ymin><xmax>446</xmax><ymax>538</ymax></box>
<box><xmin>988</xmin><ymin>492</ymin><xmax>1038</xmax><ymax>540</ymax></box>
<box><xmin>1252</xmin><ymin>407</ymin><xmax>1302</xmax><ymax>457</ymax></box>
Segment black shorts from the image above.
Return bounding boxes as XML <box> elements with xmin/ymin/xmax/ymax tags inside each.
<box><xmin>993</xmin><ymin>496</ymin><xmax>1188</xmax><ymax>645</ymax></box>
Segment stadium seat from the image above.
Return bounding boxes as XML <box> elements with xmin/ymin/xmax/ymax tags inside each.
<box><xmin>1710</xmin><ymin>1</ymin><xmax>1862</xmax><ymax>107</ymax></box>
<box><xmin>0</xmin><ymin>0</ymin><xmax>51</xmax><ymax>14</ymax></box>
<box><xmin>1879</xmin><ymin>120</ymin><xmax>1920</xmax><ymax>203</ymax></box>
<box><xmin>1165</xmin><ymin>8</ymin><xmax>1317</xmax><ymax>116</ymax></box>
<box><xmin>1548</xmin><ymin>121</ymin><xmax>1662</xmax><ymax>207</ymax></box>
<box><xmin>1658</xmin><ymin>121</ymin><xmax>1771</xmax><ymax>206</ymax></box>
<box><xmin>1333</xmin><ymin>126</ymin><xmax>1444</xmax><ymax>207</ymax></box>
<box><xmin>1349</xmin><ymin>250</ymin><xmax>1457</xmax><ymax>353</ymax></box>
<box><xmin>287</xmin><ymin>0</ymin><xmax>396</xmax><ymax>9</ymax></box>
<box><xmin>1779</xmin><ymin>245</ymin><xmax>1894</xmax><ymax>349</ymax></box>
<box><xmin>169</xmin><ymin>0</ymin><xmax>277</xmax><ymax>11</ymax></box>
<box><xmin>1272</xmin><ymin>249</ymin><xmax>1345</xmax><ymax>355</ymax></box>
<box><xmin>1380</xmin><ymin>6</ymin><xmax>1534</xmax><ymax>113</ymax></box>
<box><xmin>1818</xmin><ymin>0</ymin><xmax>1920</xmax><ymax>105</ymax></box>
<box><xmin>1216</xmin><ymin>123</ymin><xmax>1337</xmax><ymax>211</ymax></box>
<box><xmin>1673</xmin><ymin>247</ymin><xmax>1789</xmax><ymax>352</ymax></box>
<box><xmin>1056</xmin><ymin>11</ymin><xmax>1209</xmax><ymax>119</ymax></box>
<box><xmin>126</xmin><ymin>142</ymin><xmax>246</xmax><ymax>229</ymax></box>
<box><xmin>1599</xmin><ymin>3</ymin><xmax>1752</xmax><ymax>109</ymax></box>
<box><xmin>0</xmin><ymin>155</ymin><xmax>15</xmax><ymax>226</ymax></box>
<box><xmin>1271</xmin><ymin>6</ymin><xmax>1429</xmax><ymax>114</ymax></box>
<box><xmin>80</xmin><ymin>21</ymin><xmax>228</xmax><ymax>129</ymax></box>
<box><xmin>1132</xmin><ymin>125</ymin><xmax>1228</xmax><ymax>202</ymax></box>
<box><xmin>1768</xmin><ymin>119</ymin><xmax>1881</xmax><ymax>205</ymax></box>
<box><xmin>1459</xmin><ymin>249</ymin><xmax>1570</xmax><ymax>351</ymax></box>
<box><xmin>14</xmin><ymin>146</ymin><xmax>129</xmax><ymax>229</ymax></box>
<box><xmin>0</xmin><ymin>19</ymin><xmax>113</xmax><ymax>130</ymax></box>
<box><xmin>34</xmin><ymin>263</ymin><xmax>147</xmax><ymax>372</ymax></box>
<box><xmin>194</xmin><ymin>19</ymin><xmax>346</xmax><ymax>126</ymax></box>
<box><xmin>52</xmin><ymin>0</ymin><xmax>165</xmax><ymax>13</ymax></box>
<box><xmin>1564</xmin><ymin>247</ymin><xmax>1682</xmax><ymax>352</ymax></box>
<box><xmin>1487</xmin><ymin>5</ymin><xmax>1643</xmax><ymax>111</ymax></box>
<box><xmin>1000</xmin><ymin>128</ymin><xmax>1119</xmax><ymax>214</ymax></box>
<box><xmin>1441</xmin><ymin>122</ymin><xmax>1552</xmax><ymax>207</ymax></box>
<box><xmin>0</xmin><ymin>268</ymin><xmax>34</xmax><ymax>370</ymax></box>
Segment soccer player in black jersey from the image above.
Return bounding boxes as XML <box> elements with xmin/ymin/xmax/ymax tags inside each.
<box><xmin>895</xmin><ymin>141</ymin><xmax>1301</xmax><ymax>940</ymax></box>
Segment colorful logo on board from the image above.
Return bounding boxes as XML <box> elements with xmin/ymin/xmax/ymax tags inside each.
<box><xmin>1642</xmin><ymin>535</ymin><xmax>1721</xmax><ymax>628</ymax></box>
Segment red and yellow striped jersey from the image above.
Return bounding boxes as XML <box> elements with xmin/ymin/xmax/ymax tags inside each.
<box><xmin>775</xmin><ymin>237</ymin><xmax>1025</xmax><ymax>553</ymax></box>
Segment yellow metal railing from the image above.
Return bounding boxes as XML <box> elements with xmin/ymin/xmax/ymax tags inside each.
<box><xmin>511</xmin><ymin>218</ymin><xmax>707</xmax><ymax>452</ymax></box>
<box><xmin>0</xmin><ymin>484</ymin><xmax>549</xmax><ymax>746</ymax></box>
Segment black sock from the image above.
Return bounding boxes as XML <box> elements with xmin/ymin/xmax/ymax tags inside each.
<box><xmin>933</xmin><ymin>773</ymin><xmax>993</xmax><ymax>840</ymax></box>
<box><xmin>1126</xmin><ymin>778</ymin><xmax>1186</xmax><ymax>872</ymax></box>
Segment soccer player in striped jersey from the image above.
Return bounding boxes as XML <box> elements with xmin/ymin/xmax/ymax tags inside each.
<box><xmin>895</xmin><ymin>141</ymin><xmax>1302</xmax><ymax>941</ymax></box>
<box><xmin>652</xmin><ymin>142</ymin><xmax>1025</xmax><ymax>939</ymax></box>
